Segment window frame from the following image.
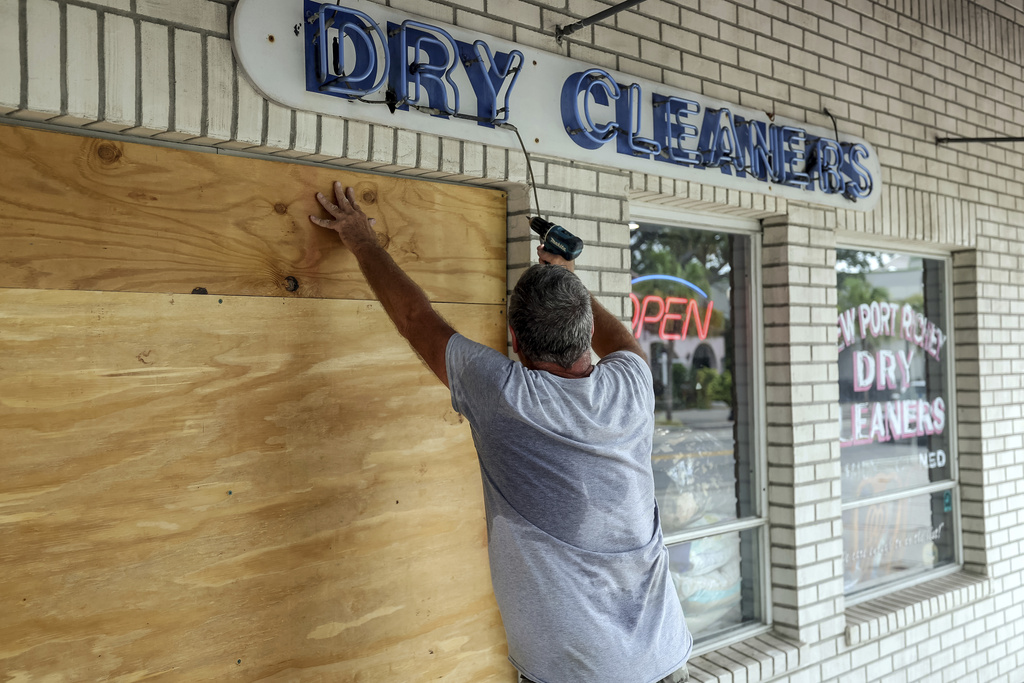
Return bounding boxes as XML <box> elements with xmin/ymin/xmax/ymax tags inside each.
<box><xmin>834</xmin><ymin>239</ymin><xmax>962</xmax><ymax>606</ymax></box>
<box><xmin>630</xmin><ymin>203</ymin><xmax>770</xmax><ymax>653</ymax></box>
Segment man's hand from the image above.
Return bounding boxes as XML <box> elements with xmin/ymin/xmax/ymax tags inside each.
<box><xmin>537</xmin><ymin>245</ymin><xmax>574</xmax><ymax>272</ymax></box>
<box><xmin>308</xmin><ymin>180</ymin><xmax>456</xmax><ymax>387</ymax></box>
<box><xmin>310</xmin><ymin>181</ymin><xmax>378</xmax><ymax>252</ymax></box>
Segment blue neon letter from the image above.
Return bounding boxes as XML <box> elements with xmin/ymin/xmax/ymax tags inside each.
<box><xmin>456</xmin><ymin>40</ymin><xmax>523</xmax><ymax>126</ymax></box>
<box><xmin>560</xmin><ymin>70</ymin><xmax>621</xmax><ymax>150</ymax></box>
<box><xmin>304</xmin><ymin>1</ymin><xmax>388</xmax><ymax>99</ymax></box>
<box><xmin>841</xmin><ymin>143</ymin><xmax>874</xmax><ymax>200</ymax></box>
<box><xmin>776</xmin><ymin>126</ymin><xmax>811</xmax><ymax>189</ymax></box>
<box><xmin>653</xmin><ymin>94</ymin><xmax>701</xmax><ymax>166</ymax></box>
<box><xmin>615</xmin><ymin>83</ymin><xmax>661</xmax><ymax>157</ymax></box>
<box><xmin>811</xmin><ymin>138</ymin><xmax>845</xmax><ymax>193</ymax></box>
<box><xmin>387</xmin><ymin>21</ymin><xmax>460</xmax><ymax>116</ymax></box>
<box><xmin>698</xmin><ymin>108</ymin><xmax>742</xmax><ymax>173</ymax></box>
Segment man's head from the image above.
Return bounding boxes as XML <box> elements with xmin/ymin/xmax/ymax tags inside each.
<box><xmin>508</xmin><ymin>264</ymin><xmax>593</xmax><ymax>368</ymax></box>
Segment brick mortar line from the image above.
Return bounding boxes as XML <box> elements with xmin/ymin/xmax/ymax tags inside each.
<box><xmin>17</xmin><ymin>0</ymin><xmax>26</xmax><ymax>109</ymax></box>
<box><xmin>59</xmin><ymin>4</ymin><xmax>67</xmax><ymax>116</ymax></box>
<box><xmin>54</xmin><ymin>0</ymin><xmax>231</xmax><ymax>38</ymax></box>
<box><xmin>201</xmin><ymin>34</ymin><xmax>210</xmax><ymax>138</ymax></box>
<box><xmin>96</xmin><ymin>10</ymin><xmax>105</xmax><ymax>120</ymax></box>
<box><xmin>133</xmin><ymin>17</ymin><xmax>142</xmax><ymax>126</ymax></box>
<box><xmin>167</xmin><ymin>26</ymin><xmax>176</xmax><ymax>132</ymax></box>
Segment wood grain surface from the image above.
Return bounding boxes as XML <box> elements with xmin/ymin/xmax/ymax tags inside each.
<box><xmin>0</xmin><ymin>289</ymin><xmax>512</xmax><ymax>681</ymax></box>
<box><xmin>0</xmin><ymin>128</ymin><xmax>515</xmax><ymax>681</ymax></box>
<box><xmin>0</xmin><ymin>123</ymin><xmax>507</xmax><ymax>304</ymax></box>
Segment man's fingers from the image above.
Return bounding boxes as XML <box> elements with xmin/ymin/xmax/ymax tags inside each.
<box><xmin>345</xmin><ymin>186</ymin><xmax>362</xmax><ymax>213</ymax></box>
<box><xmin>333</xmin><ymin>181</ymin><xmax>348</xmax><ymax>208</ymax></box>
<box><xmin>309</xmin><ymin>215</ymin><xmax>334</xmax><ymax>228</ymax></box>
<box><xmin>315</xmin><ymin>191</ymin><xmax>341</xmax><ymax>215</ymax></box>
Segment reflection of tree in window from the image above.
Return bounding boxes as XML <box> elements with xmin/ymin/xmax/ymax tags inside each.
<box><xmin>631</xmin><ymin>223</ymin><xmax>761</xmax><ymax>643</ymax></box>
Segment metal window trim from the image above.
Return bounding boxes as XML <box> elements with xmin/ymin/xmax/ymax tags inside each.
<box><xmin>843</xmin><ymin>562</ymin><xmax>963</xmax><ymax>607</ymax></box>
<box><xmin>840</xmin><ymin>480</ymin><xmax>958</xmax><ymax>511</ymax></box>
<box><xmin>750</xmin><ymin>229</ymin><xmax>771</xmax><ymax>627</ymax></box>
<box><xmin>943</xmin><ymin>255</ymin><xmax>963</xmax><ymax>568</ymax></box>
<box><xmin>662</xmin><ymin>516</ymin><xmax>766</xmax><ymax>547</ymax></box>
<box><xmin>689</xmin><ymin>622</ymin><xmax>774</xmax><ymax>658</ymax></box>
<box><xmin>629</xmin><ymin>202</ymin><xmax>763</xmax><ymax>234</ymax></box>
<box><xmin>835</xmin><ymin>231</ymin><xmax>959</xmax><ymax>258</ymax></box>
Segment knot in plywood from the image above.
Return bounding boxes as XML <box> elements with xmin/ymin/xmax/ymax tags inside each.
<box><xmin>96</xmin><ymin>142</ymin><xmax>123</xmax><ymax>164</ymax></box>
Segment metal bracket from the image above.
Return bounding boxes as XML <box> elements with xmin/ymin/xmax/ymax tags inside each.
<box><xmin>555</xmin><ymin>0</ymin><xmax>648</xmax><ymax>43</ymax></box>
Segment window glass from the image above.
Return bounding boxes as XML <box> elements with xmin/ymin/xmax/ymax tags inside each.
<box><xmin>842</xmin><ymin>490</ymin><xmax>957</xmax><ymax>594</ymax></box>
<box><xmin>631</xmin><ymin>224</ymin><xmax>761</xmax><ymax>641</ymax></box>
<box><xmin>836</xmin><ymin>249</ymin><xmax>957</xmax><ymax>597</ymax></box>
<box><xmin>667</xmin><ymin>528</ymin><xmax>761</xmax><ymax>641</ymax></box>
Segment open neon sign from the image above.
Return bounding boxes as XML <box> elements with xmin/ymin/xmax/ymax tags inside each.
<box><xmin>630</xmin><ymin>275</ymin><xmax>714</xmax><ymax>341</ymax></box>
<box><xmin>630</xmin><ymin>294</ymin><xmax>714</xmax><ymax>340</ymax></box>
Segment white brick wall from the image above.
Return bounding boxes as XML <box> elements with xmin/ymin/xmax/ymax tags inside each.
<box><xmin>138</xmin><ymin>22</ymin><xmax>170</xmax><ymax>134</ymax></box>
<box><xmin>3</xmin><ymin>0</ymin><xmax>1024</xmax><ymax>681</ymax></box>
<box><xmin>103</xmin><ymin>13</ymin><xmax>137</xmax><ymax>129</ymax></box>
<box><xmin>0</xmin><ymin>0</ymin><xmax>18</xmax><ymax>115</ymax></box>
<box><xmin>26</xmin><ymin>0</ymin><xmax>61</xmax><ymax>119</ymax></box>
<box><xmin>62</xmin><ymin>5</ymin><xmax>99</xmax><ymax>125</ymax></box>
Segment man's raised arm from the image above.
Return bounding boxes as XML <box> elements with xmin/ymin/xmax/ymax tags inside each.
<box><xmin>310</xmin><ymin>182</ymin><xmax>456</xmax><ymax>387</ymax></box>
<box><xmin>536</xmin><ymin>246</ymin><xmax>646</xmax><ymax>361</ymax></box>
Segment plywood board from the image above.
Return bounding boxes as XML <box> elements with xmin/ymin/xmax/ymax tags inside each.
<box><xmin>0</xmin><ymin>288</ymin><xmax>514</xmax><ymax>681</ymax></box>
<box><xmin>0</xmin><ymin>123</ymin><xmax>507</xmax><ymax>305</ymax></box>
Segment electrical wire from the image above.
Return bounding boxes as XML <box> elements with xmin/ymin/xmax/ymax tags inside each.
<box><xmin>313</xmin><ymin>74</ymin><xmax>542</xmax><ymax>217</ymax></box>
<box><xmin>496</xmin><ymin>122</ymin><xmax>542</xmax><ymax>219</ymax></box>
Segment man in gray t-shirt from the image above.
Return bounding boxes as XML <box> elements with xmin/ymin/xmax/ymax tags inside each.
<box><xmin>311</xmin><ymin>183</ymin><xmax>691</xmax><ymax>683</ymax></box>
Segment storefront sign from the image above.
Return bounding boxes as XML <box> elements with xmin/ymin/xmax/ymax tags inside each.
<box><xmin>233</xmin><ymin>0</ymin><xmax>882</xmax><ymax>210</ymax></box>
<box><xmin>837</xmin><ymin>300</ymin><xmax>948</xmax><ymax>449</ymax></box>
<box><xmin>629</xmin><ymin>275</ymin><xmax>715</xmax><ymax>341</ymax></box>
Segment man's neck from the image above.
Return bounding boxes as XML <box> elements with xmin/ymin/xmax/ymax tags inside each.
<box><xmin>523</xmin><ymin>354</ymin><xmax>594</xmax><ymax>379</ymax></box>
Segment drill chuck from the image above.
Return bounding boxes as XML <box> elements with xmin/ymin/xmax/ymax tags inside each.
<box><xmin>530</xmin><ymin>217</ymin><xmax>584</xmax><ymax>261</ymax></box>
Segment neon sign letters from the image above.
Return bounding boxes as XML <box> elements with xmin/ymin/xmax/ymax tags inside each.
<box><xmin>232</xmin><ymin>0</ymin><xmax>882</xmax><ymax>210</ymax></box>
<box><xmin>630</xmin><ymin>276</ymin><xmax>714</xmax><ymax>341</ymax></box>
<box><xmin>561</xmin><ymin>72</ymin><xmax>873</xmax><ymax>200</ymax></box>
<box><xmin>837</xmin><ymin>301</ymin><xmax>949</xmax><ymax>449</ymax></box>
<box><xmin>630</xmin><ymin>294</ymin><xmax>713</xmax><ymax>341</ymax></box>
<box><xmin>303</xmin><ymin>1</ymin><xmax>523</xmax><ymax>124</ymax></box>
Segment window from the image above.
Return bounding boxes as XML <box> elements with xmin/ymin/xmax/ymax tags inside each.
<box><xmin>836</xmin><ymin>249</ymin><xmax>958</xmax><ymax>602</ymax></box>
<box><xmin>630</xmin><ymin>219</ymin><xmax>765</xmax><ymax>646</ymax></box>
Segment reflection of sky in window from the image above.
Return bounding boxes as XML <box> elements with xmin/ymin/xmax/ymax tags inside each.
<box><xmin>835</xmin><ymin>250</ymin><xmax>894</xmax><ymax>274</ymax></box>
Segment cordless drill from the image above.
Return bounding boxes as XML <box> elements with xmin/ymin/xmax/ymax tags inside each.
<box><xmin>530</xmin><ymin>217</ymin><xmax>584</xmax><ymax>261</ymax></box>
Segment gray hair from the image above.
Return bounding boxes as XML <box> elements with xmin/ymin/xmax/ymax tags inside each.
<box><xmin>508</xmin><ymin>265</ymin><xmax>593</xmax><ymax>368</ymax></box>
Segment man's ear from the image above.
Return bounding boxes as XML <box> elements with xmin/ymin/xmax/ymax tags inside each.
<box><xmin>509</xmin><ymin>325</ymin><xmax>520</xmax><ymax>354</ymax></box>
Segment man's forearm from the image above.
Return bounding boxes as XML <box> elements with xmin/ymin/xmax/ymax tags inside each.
<box><xmin>349</xmin><ymin>239</ymin><xmax>433</xmax><ymax>340</ymax></box>
<box><xmin>310</xmin><ymin>183</ymin><xmax>455</xmax><ymax>386</ymax></box>
<box><xmin>591</xmin><ymin>294</ymin><xmax>645</xmax><ymax>360</ymax></box>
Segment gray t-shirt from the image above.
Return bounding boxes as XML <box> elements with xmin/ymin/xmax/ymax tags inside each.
<box><xmin>446</xmin><ymin>334</ymin><xmax>691</xmax><ymax>683</ymax></box>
